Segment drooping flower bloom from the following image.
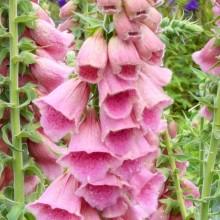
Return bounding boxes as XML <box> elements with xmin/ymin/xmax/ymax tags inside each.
<box><xmin>24</xmin><ymin>175</ymin><xmax>41</xmax><ymax>195</ymax></box>
<box><xmin>97</xmin><ymin>0</ymin><xmax>122</xmax><ymax>14</ymax></box>
<box><xmin>59</xmin><ymin>0</ymin><xmax>77</xmax><ymax>18</ymax></box>
<box><xmin>33</xmin><ymin>78</ymin><xmax>90</xmax><ymax>141</ymax></box>
<box><xmin>142</xmin><ymin>7</ymin><xmax>162</xmax><ymax>33</ymax></box>
<box><xmin>123</xmin><ymin>0</ymin><xmax>151</xmax><ymax>20</ymax></box>
<box><xmin>75</xmin><ymin>175</ymin><xmax>124</xmax><ymax>211</ymax></box>
<box><xmin>199</xmin><ymin>106</ymin><xmax>213</xmax><ymax>121</ymax></box>
<box><xmin>29</xmin><ymin>19</ymin><xmax>73</xmax><ymax>61</ymax></box>
<box><xmin>98</xmin><ymin>66</ymin><xmax>138</xmax><ymax>119</ymax></box>
<box><xmin>108</xmin><ymin>36</ymin><xmax>140</xmax><ymax>80</ymax></box>
<box><xmin>27</xmin><ymin>173</ymin><xmax>82</xmax><ymax>220</ymax></box>
<box><xmin>192</xmin><ymin>38</ymin><xmax>220</xmax><ymax>77</ymax></box>
<box><xmin>135</xmin><ymin>24</ymin><xmax>165</xmax><ymax>66</ymax></box>
<box><xmin>58</xmin><ymin>109</ymin><xmax>121</xmax><ymax>184</ymax></box>
<box><xmin>27</xmin><ymin>131</ymin><xmax>65</xmax><ymax>180</ymax></box>
<box><xmin>30</xmin><ymin>56</ymin><xmax>73</xmax><ymax>92</ymax></box>
<box><xmin>76</xmin><ymin>30</ymin><xmax>108</xmax><ymax>83</ymax></box>
<box><xmin>113</xmin><ymin>9</ymin><xmax>141</xmax><ymax>41</ymax></box>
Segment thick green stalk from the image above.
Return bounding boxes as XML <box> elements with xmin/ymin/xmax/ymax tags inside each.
<box><xmin>164</xmin><ymin>130</ymin><xmax>188</xmax><ymax>220</ymax></box>
<box><xmin>9</xmin><ymin>0</ymin><xmax>24</xmax><ymax>218</ymax></box>
<box><xmin>200</xmin><ymin>81</ymin><xmax>220</xmax><ymax>220</ymax></box>
<box><xmin>199</xmin><ymin>117</ymin><xmax>204</xmax><ymax>187</ymax></box>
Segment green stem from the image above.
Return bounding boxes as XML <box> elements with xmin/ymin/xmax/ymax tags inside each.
<box><xmin>200</xmin><ymin>81</ymin><xmax>220</xmax><ymax>220</ymax></box>
<box><xmin>9</xmin><ymin>0</ymin><xmax>24</xmax><ymax>218</ymax></box>
<box><xmin>199</xmin><ymin>117</ymin><xmax>204</xmax><ymax>190</ymax></box>
<box><xmin>164</xmin><ymin>130</ymin><xmax>188</xmax><ymax>220</ymax></box>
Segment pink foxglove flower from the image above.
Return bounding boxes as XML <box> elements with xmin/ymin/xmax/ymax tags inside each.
<box><xmin>31</xmin><ymin>2</ymin><xmax>55</xmax><ymax>26</ymax></box>
<box><xmin>76</xmin><ymin>30</ymin><xmax>108</xmax><ymax>83</ymax></box>
<box><xmin>30</xmin><ymin>56</ymin><xmax>73</xmax><ymax>92</ymax></box>
<box><xmin>192</xmin><ymin>38</ymin><xmax>220</xmax><ymax>77</ymax></box>
<box><xmin>97</xmin><ymin>0</ymin><xmax>122</xmax><ymax>14</ymax></box>
<box><xmin>27</xmin><ymin>131</ymin><xmax>65</xmax><ymax>180</ymax></box>
<box><xmin>29</xmin><ymin>19</ymin><xmax>73</xmax><ymax>61</ymax></box>
<box><xmin>141</xmin><ymin>61</ymin><xmax>172</xmax><ymax>87</ymax></box>
<box><xmin>58</xmin><ymin>109</ymin><xmax>120</xmax><ymax>184</ymax></box>
<box><xmin>98</xmin><ymin>66</ymin><xmax>138</xmax><ymax>119</ymax></box>
<box><xmin>24</xmin><ymin>175</ymin><xmax>41</xmax><ymax>195</ymax></box>
<box><xmin>27</xmin><ymin>173</ymin><xmax>82</xmax><ymax>220</ymax></box>
<box><xmin>58</xmin><ymin>17</ymin><xmax>78</xmax><ymax>32</ymax></box>
<box><xmin>75</xmin><ymin>175</ymin><xmax>124</xmax><ymax>211</ymax></box>
<box><xmin>100</xmin><ymin>108</ymin><xmax>140</xmax><ymax>155</ymax></box>
<box><xmin>135</xmin><ymin>24</ymin><xmax>165</xmax><ymax>66</ymax></box>
<box><xmin>113</xmin><ymin>9</ymin><xmax>141</xmax><ymax>41</ymax></box>
<box><xmin>199</xmin><ymin>106</ymin><xmax>213</xmax><ymax>121</ymax></box>
<box><xmin>124</xmin><ymin>0</ymin><xmax>151</xmax><ymax>20</ymax></box>
<box><xmin>81</xmin><ymin>202</ymin><xmax>101</xmax><ymax>220</ymax></box>
<box><xmin>142</xmin><ymin>7</ymin><xmax>162</xmax><ymax>33</ymax></box>
<box><xmin>33</xmin><ymin>78</ymin><xmax>90</xmax><ymax>141</ymax></box>
<box><xmin>149</xmin><ymin>205</ymin><xmax>169</xmax><ymax>220</ymax></box>
<box><xmin>181</xmin><ymin>178</ymin><xmax>200</xmax><ymax>208</ymax></box>
<box><xmin>148</xmin><ymin>0</ymin><xmax>164</xmax><ymax>7</ymax></box>
<box><xmin>102</xmin><ymin>198</ymin><xmax>128</xmax><ymax>218</ymax></box>
<box><xmin>0</xmin><ymin>58</ymin><xmax>9</xmax><ymax>77</ymax></box>
<box><xmin>60</xmin><ymin>1</ymin><xmax>77</xmax><ymax>19</ymax></box>
<box><xmin>108</xmin><ymin>36</ymin><xmax>140</xmax><ymax>80</ymax></box>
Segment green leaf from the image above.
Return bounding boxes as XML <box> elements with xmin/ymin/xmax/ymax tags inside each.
<box><xmin>15</xmin><ymin>14</ymin><xmax>37</xmax><ymax>24</ymax></box>
<box><xmin>6</xmin><ymin>204</ymin><xmax>24</xmax><ymax>220</ymax></box>
<box><xmin>17</xmin><ymin>86</ymin><xmax>36</xmax><ymax>108</ymax></box>
<box><xmin>0</xmin><ymin>48</ymin><xmax>9</xmax><ymax>63</ymax></box>
<box><xmin>11</xmin><ymin>56</ymin><xmax>23</xmax><ymax>65</ymax></box>
<box><xmin>20</xmin><ymin>51</ymin><xmax>36</xmax><ymax>65</ymax></box>
<box><xmin>190</xmin><ymin>66</ymin><xmax>207</xmax><ymax>80</ymax></box>
<box><xmin>173</xmin><ymin>154</ymin><xmax>201</xmax><ymax>163</ymax></box>
<box><xmin>18</xmin><ymin>38</ymin><xmax>37</xmax><ymax>51</ymax></box>
<box><xmin>0</xmin><ymin>153</ymin><xmax>13</xmax><ymax>176</ymax></box>
<box><xmin>16</xmin><ymin>130</ymin><xmax>42</xmax><ymax>143</ymax></box>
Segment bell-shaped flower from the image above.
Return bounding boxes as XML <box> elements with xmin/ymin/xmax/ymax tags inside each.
<box><xmin>192</xmin><ymin>38</ymin><xmax>220</xmax><ymax>77</ymax></box>
<box><xmin>29</xmin><ymin>19</ymin><xmax>73</xmax><ymax>61</ymax></box>
<box><xmin>100</xmin><ymin>108</ymin><xmax>141</xmax><ymax>155</ymax></box>
<box><xmin>124</xmin><ymin>0</ymin><xmax>151</xmax><ymax>20</ymax></box>
<box><xmin>149</xmin><ymin>205</ymin><xmax>169</xmax><ymax>220</ymax></box>
<box><xmin>81</xmin><ymin>202</ymin><xmax>101</xmax><ymax>220</ymax></box>
<box><xmin>58</xmin><ymin>17</ymin><xmax>78</xmax><ymax>32</ymax></box>
<box><xmin>98</xmin><ymin>66</ymin><xmax>138</xmax><ymax>119</ymax></box>
<box><xmin>58</xmin><ymin>108</ymin><xmax>121</xmax><ymax>184</ymax></box>
<box><xmin>199</xmin><ymin>106</ymin><xmax>212</xmax><ymax>121</ymax></box>
<box><xmin>102</xmin><ymin>198</ymin><xmax>128</xmax><ymax>218</ymax></box>
<box><xmin>108</xmin><ymin>36</ymin><xmax>140</xmax><ymax>80</ymax></box>
<box><xmin>27</xmin><ymin>173</ymin><xmax>82</xmax><ymax>220</ymax></box>
<box><xmin>135</xmin><ymin>25</ymin><xmax>165</xmax><ymax>66</ymax></box>
<box><xmin>130</xmin><ymin>172</ymin><xmax>165</xmax><ymax>218</ymax></box>
<box><xmin>33</xmin><ymin>78</ymin><xmax>90</xmax><ymax>141</ymax></box>
<box><xmin>142</xmin><ymin>7</ymin><xmax>162</xmax><ymax>33</ymax></box>
<box><xmin>113</xmin><ymin>9</ymin><xmax>141</xmax><ymax>41</ymax></box>
<box><xmin>27</xmin><ymin>131</ymin><xmax>65</xmax><ymax>180</ymax></box>
<box><xmin>31</xmin><ymin>2</ymin><xmax>55</xmax><ymax>26</ymax></box>
<box><xmin>147</xmin><ymin>0</ymin><xmax>164</xmax><ymax>7</ymax></box>
<box><xmin>0</xmin><ymin>58</ymin><xmax>9</xmax><ymax>77</ymax></box>
<box><xmin>24</xmin><ymin>175</ymin><xmax>41</xmax><ymax>195</ymax></box>
<box><xmin>76</xmin><ymin>30</ymin><xmax>108</xmax><ymax>83</ymax></box>
<box><xmin>30</xmin><ymin>56</ymin><xmax>73</xmax><ymax>92</ymax></box>
<box><xmin>60</xmin><ymin>1</ymin><xmax>77</xmax><ymax>19</ymax></box>
<box><xmin>141</xmin><ymin>61</ymin><xmax>172</xmax><ymax>87</ymax></box>
<box><xmin>97</xmin><ymin>0</ymin><xmax>122</xmax><ymax>14</ymax></box>
<box><xmin>75</xmin><ymin>175</ymin><xmax>124</xmax><ymax>211</ymax></box>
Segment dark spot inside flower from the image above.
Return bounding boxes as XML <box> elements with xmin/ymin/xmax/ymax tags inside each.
<box><xmin>119</xmin><ymin>65</ymin><xmax>137</xmax><ymax>79</ymax></box>
<box><xmin>79</xmin><ymin>65</ymin><xmax>99</xmax><ymax>83</ymax></box>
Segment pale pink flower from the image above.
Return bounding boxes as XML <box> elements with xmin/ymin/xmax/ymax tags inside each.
<box><xmin>27</xmin><ymin>173</ymin><xmax>82</xmax><ymax>220</ymax></box>
<box><xmin>29</xmin><ymin>19</ymin><xmax>73</xmax><ymax>61</ymax></box>
<box><xmin>30</xmin><ymin>56</ymin><xmax>73</xmax><ymax>92</ymax></box>
<box><xmin>124</xmin><ymin>0</ymin><xmax>151</xmax><ymax>20</ymax></box>
<box><xmin>192</xmin><ymin>38</ymin><xmax>220</xmax><ymax>77</ymax></box>
<box><xmin>24</xmin><ymin>175</ymin><xmax>41</xmax><ymax>195</ymax></box>
<box><xmin>98</xmin><ymin>66</ymin><xmax>138</xmax><ymax>119</ymax></box>
<box><xmin>142</xmin><ymin>7</ymin><xmax>162</xmax><ymax>33</ymax></box>
<box><xmin>147</xmin><ymin>0</ymin><xmax>164</xmax><ymax>7</ymax></box>
<box><xmin>135</xmin><ymin>24</ymin><xmax>165</xmax><ymax>66</ymax></box>
<box><xmin>75</xmin><ymin>175</ymin><xmax>124</xmax><ymax>211</ymax></box>
<box><xmin>80</xmin><ymin>202</ymin><xmax>101</xmax><ymax>220</ymax></box>
<box><xmin>100</xmin><ymin>108</ymin><xmax>140</xmax><ymax>155</ymax></box>
<box><xmin>58</xmin><ymin>17</ymin><xmax>78</xmax><ymax>32</ymax></box>
<box><xmin>31</xmin><ymin>2</ymin><xmax>55</xmax><ymax>26</ymax></box>
<box><xmin>33</xmin><ymin>78</ymin><xmax>90</xmax><ymax>141</ymax></box>
<box><xmin>27</xmin><ymin>131</ymin><xmax>65</xmax><ymax>180</ymax></box>
<box><xmin>199</xmin><ymin>106</ymin><xmax>213</xmax><ymax>121</ymax></box>
<box><xmin>149</xmin><ymin>205</ymin><xmax>170</xmax><ymax>220</ymax></box>
<box><xmin>60</xmin><ymin>1</ymin><xmax>77</xmax><ymax>19</ymax></box>
<box><xmin>76</xmin><ymin>30</ymin><xmax>108</xmax><ymax>83</ymax></box>
<box><xmin>58</xmin><ymin>109</ymin><xmax>121</xmax><ymax>184</ymax></box>
<box><xmin>97</xmin><ymin>0</ymin><xmax>122</xmax><ymax>14</ymax></box>
<box><xmin>113</xmin><ymin>9</ymin><xmax>141</xmax><ymax>41</ymax></box>
<box><xmin>108</xmin><ymin>36</ymin><xmax>140</xmax><ymax>80</ymax></box>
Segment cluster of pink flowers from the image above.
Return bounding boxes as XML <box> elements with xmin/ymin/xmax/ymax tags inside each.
<box><xmin>193</xmin><ymin>0</ymin><xmax>220</xmax><ymax>120</ymax></box>
<box><xmin>24</xmin><ymin>0</ymin><xmax>176</xmax><ymax>219</ymax></box>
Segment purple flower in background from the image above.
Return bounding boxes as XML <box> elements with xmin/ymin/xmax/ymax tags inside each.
<box><xmin>184</xmin><ymin>0</ymin><xmax>199</xmax><ymax>11</ymax></box>
<box><xmin>50</xmin><ymin>0</ymin><xmax>66</xmax><ymax>7</ymax></box>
